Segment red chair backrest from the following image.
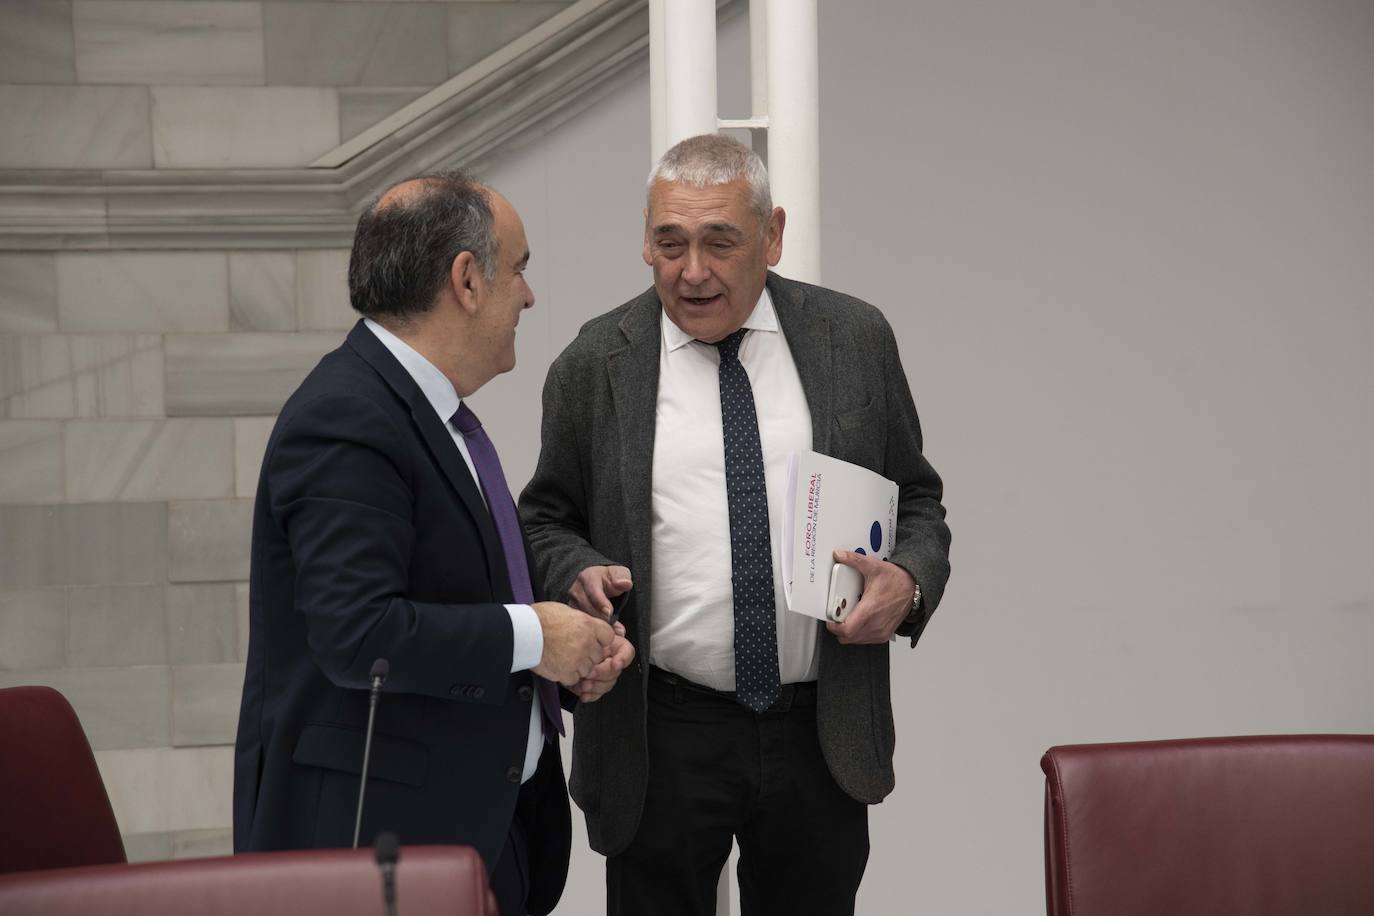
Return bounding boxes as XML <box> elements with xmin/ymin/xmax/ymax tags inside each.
<box><xmin>0</xmin><ymin>686</ymin><xmax>126</xmax><ymax>874</ymax></box>
<box><xmin>0</xmin><ymin>845</ymin><xmax>496</xmax><ymax>915</ymax></box>
<box><xmin>1041</xmin><ymin>734</ymin><xmax>1374</xmax><ymax>916</ymax></box>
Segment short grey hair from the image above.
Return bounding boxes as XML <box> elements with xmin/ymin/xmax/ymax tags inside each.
<box><xmin>647</xmin><ymin>133</ymin><xmax>773</xmax><ymax>228</ymax></box>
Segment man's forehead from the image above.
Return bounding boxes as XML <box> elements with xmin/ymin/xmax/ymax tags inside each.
<box><xmin>648</xmin><ymin>179</ymin><xmax>754</xmax><ymax>229</ymax></box>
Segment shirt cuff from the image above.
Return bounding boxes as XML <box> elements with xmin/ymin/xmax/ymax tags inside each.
<box><xmin>506</xmin><ymin>604</ymin><xmax>543</xmax><ymax>673</ymax></box>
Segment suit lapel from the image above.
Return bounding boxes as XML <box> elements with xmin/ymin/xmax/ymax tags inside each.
<box><xmin>344</xmin><ymin>321</ymin><xmax>507</xmax><ymax>595</ymax></box>
<box><xmin>606</xmin><ymin>291</ymin><xmax>662</xmax><ymax>635</ymax></box>
<box><xmin>769</xmin><ymin>273</ymin><xmax>833</xmax><ymax>455</ymax></box>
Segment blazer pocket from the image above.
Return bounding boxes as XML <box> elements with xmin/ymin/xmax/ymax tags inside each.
<box><xmin>834</xmin><ymin>397</ymin><xmax>879</xmax><ymax>434</ymax></box>
<box><xmin>291</xmin><ymin>722</ymin><xmax>429</xmax><ymax>788</ymax></box>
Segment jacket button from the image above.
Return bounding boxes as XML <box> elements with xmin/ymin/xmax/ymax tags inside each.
<box><xmin>517</xmin><ymin>686</ymin><xmax>533</xmax><ymax>701</ymax></box>
<box><xmin>471</xmin><ymin>687</ymin><xmax>485</xmax><ymax>700</ymax></box>
<box><xmin>505</xmin><ymin>767</ymin><xmax>521</xmax><ymax>784</ymax></box>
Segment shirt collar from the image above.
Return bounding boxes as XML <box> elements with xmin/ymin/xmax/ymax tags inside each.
<box><xmin>364</xmin><ymin>317</ymin><xmax>461</xmax><ymax>424</ymax></box>
<box><xmin>661</xmin><ymin>286</ymin><xmax>778</xmax><ymax>352</ymax></box>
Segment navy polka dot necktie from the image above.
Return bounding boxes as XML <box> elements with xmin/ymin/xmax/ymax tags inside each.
<box><xmin>713</xmin><ymin>328</ymin><xmax>780</xmax><ymax>713</ymax></box>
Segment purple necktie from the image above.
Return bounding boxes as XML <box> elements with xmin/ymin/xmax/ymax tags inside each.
<box><xmin>451</xmin><ymin>403</ymin><xmax>564</xmax><ymax>737</ymax></box>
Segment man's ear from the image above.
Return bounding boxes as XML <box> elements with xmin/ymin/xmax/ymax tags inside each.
<box><xmin>765</xmin><ymin>207</ymin><xmax>786</xmax><ymax>267</ymax></box>
<box><xmin>450</xmin><ymin>250</ymin><xmax>481</xmax><ymax>314</ymax></box>
<box><xmin>642</xmin><ymin>208</ymin><xmax>652</xmax><ymax>266</ymax></box>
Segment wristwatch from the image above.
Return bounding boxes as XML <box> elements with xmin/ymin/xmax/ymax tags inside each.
<box><xmin>903</xmin><ymin>580</ymin><xmax>923</xmax><ymax>625</ymax></box>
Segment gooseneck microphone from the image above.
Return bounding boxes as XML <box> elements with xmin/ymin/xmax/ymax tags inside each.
<box><xmin>374</xmin><ymin>831</ymin><xmax>400</xmax><ymax>916</ymax></box>
<box><xmin>352</xmin><ymin>657</ymin><xmax>390</xmax><ymax>849</ymax></box>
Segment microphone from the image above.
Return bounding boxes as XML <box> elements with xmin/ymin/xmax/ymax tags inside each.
<box><xmin>352</xmin><ymin>658</ymin><xmax>390</xmax><ymax>849</ymax></box>
<box><xmin>374</xmin><ymin>831</ymin><xmax>400</xmax><ymax>916</ymax></box>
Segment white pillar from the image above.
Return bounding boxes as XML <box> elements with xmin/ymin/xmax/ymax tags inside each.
<box><xmin>649</xmin><ymin>0</ymin><xmax>667</xmax><ymax>164</ymax></box>
<box><xmin>654</xmin><ymin>0</ymin><xmax>718</xmax><ymax>165</ymax></box>
<box><xmin>765</xmin><ymin>0</ymin><xmax>821</xmax><ymax>283</ymax></box>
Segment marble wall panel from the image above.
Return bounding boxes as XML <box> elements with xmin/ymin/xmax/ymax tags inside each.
<box><xmin>171</xmin><ymin>662</ymin><xmax>245</xmax><ymax>746</ymax></box>
<box><xmin>264</xmin><ymin>3</ymin><xmax>447</xmax><ymax>86</ymax></box>
<box><xmin>0</xmin><ymin>665</ymin><xmax>170</xmax><ymax>749</ymax></box>
<box><xmin>164</xmin><ymin>331</ymin><xmax>340</xmax><ymax>416</ymax></box>
<box><xmin>122</xmin><ymin>831</ymin><xmax>171</xmax><ymax>863</ymax></box>
<box><xmin>164</xmin><ymin>745</ymin><xmax>234</xmax><ymax>832</ymax></box>
<box><xmin>339</xmin><ymin>87</ymin><xmax>426</xmax><ymax>141</ymax></box>
<box><xmin>233</xmin><ymin>416</ymin><xmax>274</xmax><ymax>498</ymax></box>
<box><xmin>296</xmin><ymin>249</ymin><xmax>354</xmax><ymax>330</ymax></box>
<box><xmin>66</xmin><ymin>584</ymin><xmax>167</xmax><ymax>667</ymax></box>
<box><xmin>166</xmin><ymin>583</ymin><xmax>239</xmax><ymax>665</ymax></box>
<box><xmin>235</xmin><ymin>581</ymin><xmax>249</xmax><ymax>660</ymax></box>
<box><xmin>0</xmin><ymin>502</ymin><xmax>166</xmax><ymax>589</ymax></box>
<box><xmin>0</xmin><ymin>85</ymin><xmax>151</xmax><ymax>169</ymax></box>
<box><xmin>229</xmin><ymin>252</ymin><xmax>296</xmax><ymax>331</ymax></box>
<box><xmin>64</xmin><ymin>418</ymin><xmax>235</xmax><ymax>501</ymax></box>
<box><xmin>96</xmin><ymin>746</ymin><xmax>231</xmax><ymax>835</ymax></box>
<box><xmin>57</xmin><ymin>252</ymin><xmax>229</xmax><ymax>334</ymax></box>
<box><xmin>0</xmin><ymin>589</ymin><xmax>66</xmax><ymax>671</ymax></box>
<box><xmin>448</xmin><ymin>2</ymin><xmax>569</xmax><ymax>76</ymax></box>
<box><xmin>170</xmin><ymin>827</ymin><xmax>233</xmax><ymax>859</ymax></box>
<box><xmin>0</xmin><ymin>254</ymin><xmax>58</xmax><ymax>333</ymax></box>
<box><xmin>0</xmin><ymin>420</ymin><xmax>64</xmax><ymax>503</ymax></box>
<box><xmin>150</xmin><ymin>87</ymin><xmax>339</xmax><ymax>169</ymax></box>
<box><xmin>73</xmin><ymin>0</ymin><xmax>265</xmax><ymax>85</ymax></box>
<box><xmin>0</xmin><ymin>0</ymin><xmax>76</xmax><ymax>84</ymax></box>
<box><xmin>0</xmin><ymin>334</ymin><xmax>164</xmax><ymax>419</ymax></box>
<box><xmin>167</xmin><ymin>498</ymin><xmax>252</xmax><ymax>582</ymax></box>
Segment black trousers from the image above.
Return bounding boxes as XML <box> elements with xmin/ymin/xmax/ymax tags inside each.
<box><xmin>490</xmin><ymin>747</ymin><xmax>547</xmax><ymax>916</ymax></box>
<box><xmin>607</xmin><ymin>667</ymin><xmax>869</xmax><ymax>916</ymax></box>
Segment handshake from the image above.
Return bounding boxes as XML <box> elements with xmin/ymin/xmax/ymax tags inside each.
<box><xmin>531</xmin><ymin>564</ymin><xmax>635</xmax><ymax>703</ymax></box>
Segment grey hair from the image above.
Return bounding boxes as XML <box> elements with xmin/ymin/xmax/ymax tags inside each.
<box><xmin>348</xmin><ymin>170</ymin><xmax>498</xmax><ymax>323</ymax></box>
<box><xmin>647</xmin><ymin>133</ymin><xmax>773</xmax><ymax>228</ymax></box>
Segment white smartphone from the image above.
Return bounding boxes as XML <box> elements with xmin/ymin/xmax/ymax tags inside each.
<box><xmin>825</xmin><ymin>562</ymin><xmax>864</xmax><ymax>623</ymax></box>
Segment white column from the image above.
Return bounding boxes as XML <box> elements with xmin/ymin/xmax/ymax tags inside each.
<box><xmin>765</xmin><ymin>0</ymin><xmax>821</xmax><ymax>283</ymax></box>
<box><xmin>649</xmin><ymin>0</ymin><xmax>667</xmax><ymax>164</ymax></box>
<box><xmin>654</xmin><ymin>0</ymin><xmax>719</xmax><ymax>164</ymax></box>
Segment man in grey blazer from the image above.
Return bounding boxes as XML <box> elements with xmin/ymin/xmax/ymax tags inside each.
<box><xmin>519</xmin><ymin>134</ymin><xmax>951</xmax><ymax>915</ymax></box>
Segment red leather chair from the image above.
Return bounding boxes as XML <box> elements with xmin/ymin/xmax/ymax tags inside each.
<box><xmin>1041</xmin><ymin>734</ymin><xmax>1374</xmax><ymax>916</ymax></box>
<box><xmin>0</xmin><ymin>685</ymin><xmax>126</xmax><ymax>873</ymax></box>
<box><xmin>0</xmin><ymin>845</ymin><xmax>497</xmax><ymax>915</ymax></box>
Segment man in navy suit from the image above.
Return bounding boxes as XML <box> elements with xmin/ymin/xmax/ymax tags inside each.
<box><xmin>233</xmin><ymin>172</ymin><xmax>634</xmax><ymax>916</ymax></box>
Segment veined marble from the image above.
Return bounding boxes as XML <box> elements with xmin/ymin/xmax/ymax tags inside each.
<box><xmin>0</xmin><ymin>334</ymin><xmax>164</xmax><ymax>419</ymax></box>
<box><xmin>0</xmin><ymin>254</ymin><xmax>58</xmax><ymax>333</ymax></box>
<box><xmin>228</xmin><ymin>252</ymin><xmax>295</xmax><ymax>331</ymax></box>
<box><xmin>0</xmin><ymin>85</ymin><xmax>151</xmax><ymax>169</ymax></box>
<box><xmin>73</xmin><ymin>0</ymin><xmax>265</xmax><ymax>85</ymax></box>
<box><xmin>0</xmin><ymin>0</ymin><xmax>76</xmax><ymax>84</ymax></box>
<box><xmin>0</xmin><ymin>589</ymin><xmax>66</xmax><ymax>672</ymax></box>
<box><xmin>0</xmin><ymin>666</ymin><xmax>170</xmax><ymax>750</ymax></box>
<box><xmin>0</xmin><ymin>420</ymin><xmax>63</xmax><ymax>503</ymax></box>
<box><xmin>232</xmin><ymin>416</ymin><xmax>274</xmax><ymax>498</ymax></box>
<box><xmin>264</xmin><ymin>2</ymin><xmax>447</xmax><ymax>86</ymax></box>
<box><xmin>295</xmin><ymin>249</ymin><xmax>354</xmax><ymax>330</ymax></box>
<box><xmin>64</xmin><ymin>418</ymin><xmax>235</xmax><ymax>502</ymax></box>
<box><xmin>448</xmin><ymin>2</ymin><xmax>570</xmax><ymax>75</ymax></box>
<box><xmin>150</xmin><ymin>86</ymin><xmax>339</xmax><ymax>168</ymax></box>
<box><xmin>164</xmin><ymin>331</ymin><xmax>340</xmax><ymax>416</ymax></box>
<box><xmin>66</xmin><ymin>583</ymin><xmax>167</xmax><ymax>667</ymax></box>
<box><xmin>166</xmin><ymin>583</ymin><xmax>239</xmax><ymax>666</ymax></box>
<box><xmin>57</xmin><ymin>252</ymin><xmax>229</xmax><ymax>333</ymax></box>
<box><xmin>171</xmin><ymin>663</ymin><xmax>245</xmax><ymax>746</ymax></box>
<box><xmin>167</xmin><ymin>498</ymin><xmax>252</xmax><ymax>582</ymax></box>
<box><xmin>95</xmin><ymin>745</ymin><xmax>233</xmax><ymax>834</ymax></box>
<box><xmin>339</xmin><ymin>87</ymin><xmax>427</xmax><ymax>141</ymax></box>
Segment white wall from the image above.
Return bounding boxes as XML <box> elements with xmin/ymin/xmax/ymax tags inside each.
<box><xmin>478</xmin><ymin>0</ymin><xmax>1374</xmax><ymax>913</ymax></box>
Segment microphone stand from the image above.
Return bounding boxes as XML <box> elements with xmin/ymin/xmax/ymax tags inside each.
<box><xmin>352</xmin><ymin>658</ymin><xmax>390</xmax><ymax>849</ymax></box>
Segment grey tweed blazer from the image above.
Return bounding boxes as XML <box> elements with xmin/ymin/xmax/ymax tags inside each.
<box><xmin>518</xmin><ymin>272</ymin><xmax>951</xmax><ymax>856</ymax></box>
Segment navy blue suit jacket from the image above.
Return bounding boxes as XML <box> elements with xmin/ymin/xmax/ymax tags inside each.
<box><xmin>233</xmin><ymin>321</ymin><xmax>570</xmax><ymax>913</ymax></box>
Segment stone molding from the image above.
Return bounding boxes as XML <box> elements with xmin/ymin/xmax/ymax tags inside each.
<box><xmin>0</xmin><ymin>0</ymin><xmax>739</xmax><ymax>251</ymax></box>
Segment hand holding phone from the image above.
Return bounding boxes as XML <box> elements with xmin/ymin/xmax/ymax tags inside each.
<box><xmin>825</xmin><ymin>562</ymin><xmax>864</xmax><ymax>623</ymax></box>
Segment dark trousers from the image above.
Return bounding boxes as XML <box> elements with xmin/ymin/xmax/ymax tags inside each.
<box><xmin>607</xmin><ymin>667</ymin><xmax>869</xmax><ymax>916</ymax></box>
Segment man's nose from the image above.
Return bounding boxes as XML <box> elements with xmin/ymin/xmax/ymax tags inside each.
<box><xmin>681</xmin><ymin>246</ymin><xmax>711</xmax><ymax>285</ymax></box>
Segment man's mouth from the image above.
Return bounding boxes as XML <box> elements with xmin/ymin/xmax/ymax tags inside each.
<box><xmin>682</xmin><ymin>294</ymin><xmax>721</xmax><ymax>307</ymax></box>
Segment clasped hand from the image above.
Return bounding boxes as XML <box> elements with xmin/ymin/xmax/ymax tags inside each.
<box><xmin>533</xmin><ymin>564</ymin><xmax>637</xmax><ymax>703</ymax></box>
<box><xmin>824</xmin><ymin>550</ymin><xmax>916</xmax><ymax>645</ymax></box>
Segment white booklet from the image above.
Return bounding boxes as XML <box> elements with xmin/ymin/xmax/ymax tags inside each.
<box><xmin>781</xmin><ymin>450</ymin><xmax>899</xmax><ymax>620</ymax></box>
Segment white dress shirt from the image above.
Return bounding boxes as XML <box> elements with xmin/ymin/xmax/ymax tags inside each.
<box><xmin>364</xmin><ymin>319</ymin><xmax>545</xmax><ymax>782</ymax></box>
<box><xmin>648</xmin><ymin>290</ymin><xmax>819</xmax><ymax>690</ymax></box>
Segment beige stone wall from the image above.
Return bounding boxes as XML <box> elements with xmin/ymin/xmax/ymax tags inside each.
<box><xmin>0</xmin><ymin>0</ymin><xmax>571</xmax><ymax>863</ymax></box>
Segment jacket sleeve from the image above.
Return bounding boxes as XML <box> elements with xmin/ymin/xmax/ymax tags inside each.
<box><xmin>519</xmin><ymin>359</ymin><xmax>618</xmax><ymax>602</ymax></box>
<box><xmin>266</xmin><ymin>391</ymin><xmax>514</xmax><ymax>702</ymax></box>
